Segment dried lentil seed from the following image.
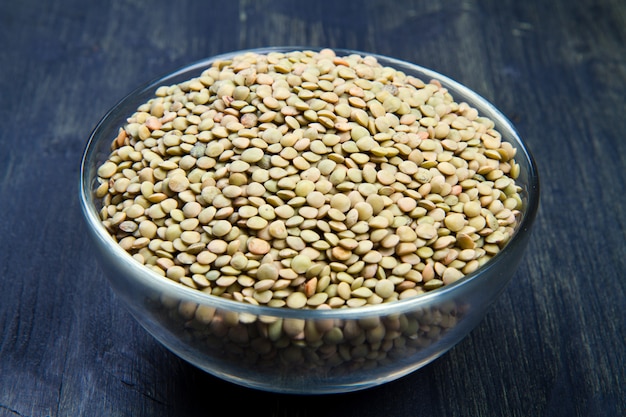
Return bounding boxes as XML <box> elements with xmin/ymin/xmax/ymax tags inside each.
<box><xmin>97</xmin><ymin>49</ymin><xmax>523</xmax><ymax>310</ymax></box>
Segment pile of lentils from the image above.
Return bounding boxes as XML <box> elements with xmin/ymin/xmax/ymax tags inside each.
<box><xmin>96</xmin><ymin>49</ymin><xmax>523</xmax><ymax>310</ymax></box>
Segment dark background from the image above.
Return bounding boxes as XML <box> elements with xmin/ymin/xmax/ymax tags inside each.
<box><xmin>1</xmin><ymin>0</ymin><xmax>624</xmax><ymax>416</ymax></box>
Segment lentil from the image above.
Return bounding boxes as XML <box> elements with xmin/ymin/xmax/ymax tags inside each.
<box><xmin>96</xmin><ymin>49</ymin><xmax>523</xmax><ymax>312</ymax></box>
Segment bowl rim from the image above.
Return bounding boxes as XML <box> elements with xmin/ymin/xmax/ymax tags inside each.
<box><xmin>79</xmin><ymin>46</ymin><xmax>540</xmax><ymax>319</ymax></box>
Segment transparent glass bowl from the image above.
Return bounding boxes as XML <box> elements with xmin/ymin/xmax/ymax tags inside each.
<box><xmin>79</xmin><ymin>47</ymin><xmax>539</xmax><ymax>394</ymax></box>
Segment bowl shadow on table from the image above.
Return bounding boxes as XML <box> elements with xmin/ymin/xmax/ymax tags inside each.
<box><xmin>158</xmin><ymin>306</ymin><xmax>622</xmax><ymax>417</ymax></box>
<box><xmin>151</xmin><ymin>284</ymin><xmax>523</xmax><ymax>416</ymax></box>
<box><xmin>160</xmin><ymin>342</ymin><xmax>448</xmax><ymax>417</ymax></box>
<box><xmin>110</xmin><ymin>275</ymin><xmax>543</xmax><ymax>416</ymax></box>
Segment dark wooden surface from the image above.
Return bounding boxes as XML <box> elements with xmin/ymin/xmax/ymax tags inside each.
<box><xmin>1</xmin><ymin>0</ymin><xmax>625</xmax><ymax>416</ymax></box>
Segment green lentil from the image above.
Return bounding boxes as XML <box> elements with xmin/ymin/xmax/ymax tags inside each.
<box><xmin>97</xmin><ymin>49</ymin><xmax>523</xmax><ymax>312</ymax></box>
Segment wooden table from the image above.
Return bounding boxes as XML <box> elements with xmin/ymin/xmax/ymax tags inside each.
<box><xmin>1</xmin><ymin>0</ymin><xmax>624</xmax><ymax>415</ymax></box>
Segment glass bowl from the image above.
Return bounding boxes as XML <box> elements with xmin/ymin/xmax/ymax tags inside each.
<box><xmin>79</xmin><ymin>47</ymin><xmax>539</xmax><ymax>394</ymax></box>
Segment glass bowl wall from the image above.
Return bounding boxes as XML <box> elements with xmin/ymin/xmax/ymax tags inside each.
<box><xmin>79</xmin><ymin>47</ymin><xmax>539</xmax><ymax>394</ymax></box>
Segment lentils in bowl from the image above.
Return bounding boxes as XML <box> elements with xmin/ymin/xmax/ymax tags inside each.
<box><xmin>79</xmin><ymin>47</ymin><xmax>539</xmax><ymax>394</ymax></box>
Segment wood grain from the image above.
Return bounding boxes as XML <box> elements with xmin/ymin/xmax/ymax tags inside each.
<box><xmin>0</xmin><ymin>0</ymin><xmax>624</xmax><ymax>415</ymax></box>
